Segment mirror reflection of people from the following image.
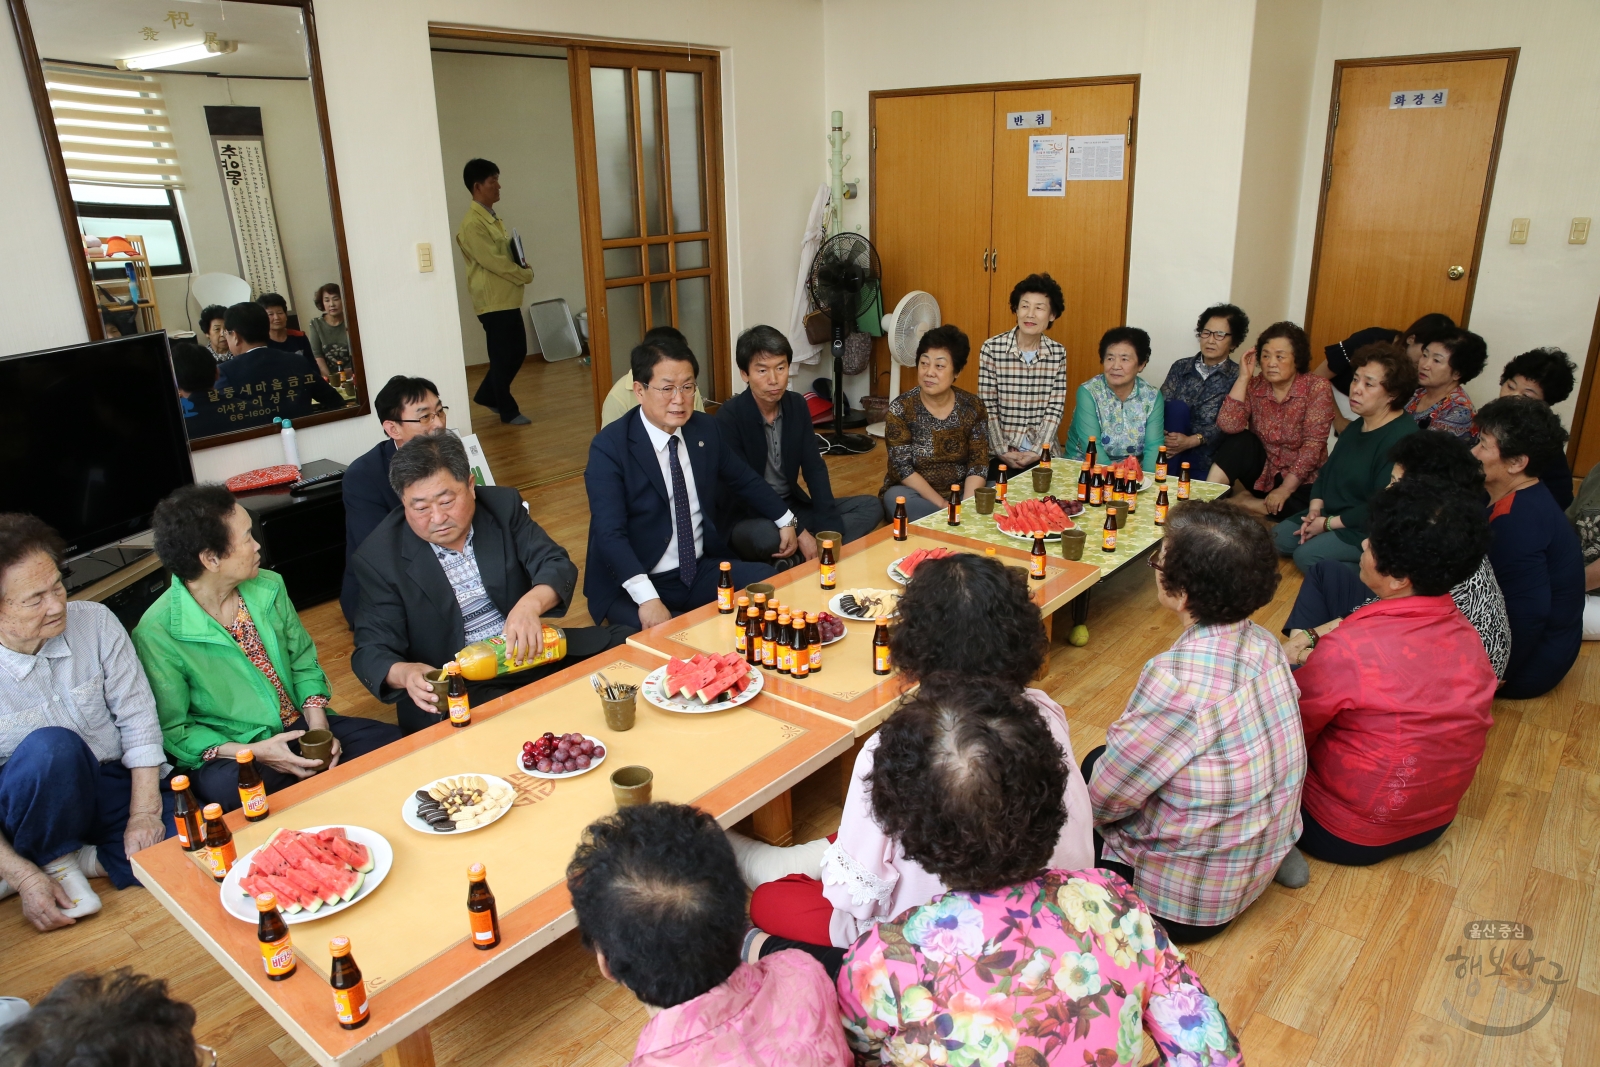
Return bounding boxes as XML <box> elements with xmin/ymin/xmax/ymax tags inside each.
<box><xmin>585</xmin><ymin>337</ymin><xmax>788</xmax><ymax>631</ymax></box>
<box><xmin>0</xmin><ymin>969</ymin><xmax>206</xmax><ymax>1066</ymax></box>
<box><xmin>457</xmin><ymin>157</ymin><xmax>533</xmax><ymax>426</ymax></box>
<box><xmin>133</xmin><ymin>486</ymin><xmax>402</xmax><ymax>811</ymax></box>
<box><xmin>170</xmin><ymin>340</ymin><xmax>235</xmax><ymax>439</ymax></box>
<box><xmin>977</xmin><ymin>273</ymin><xmax>1067</xmax><ymax>478</ymax></box>
<box><xmin>0</xmin><ymin>515</ymin><xmax>172</xmax><ymax>932</ymax></box>
<box><xmin>1063</xmin><ymin>326</ymin><xmax>1164</xmax><ymax>471</ymax></box>
<box><xmin>353</xmin><ymin>433</ymin><xmax>631</xmax><ymax>733</ymax></box>
<box><xmin>257</xmin><ymin>292</ymin><xmax>316</xmax><ymax>374</ymax></box>
<box><xmin>339</xmin><ymin>375</ymin><xmax>448</xmax><ymax>626</ymax></box>
<box><xmin>306</xmin><ymin>282</ymin><xmax>352</xmax><ymax>383</ymax></box>
<box><xmin>717</xmin><ymin>325</ymin><xmax>880</xmax><ymax>568</ymax></box>
<box><xmin>216</xmin><ymin>302</ymin><xmax>346</xmax><ymax>420</ymax></box>
<box><xmin>880</xmin><ymin>325</ymin><xmax>990</xmax><ymax>522</ymax></box>
<box><xmin>198</xmin><ymin>304</ymin><xmax>230</xmax><ymax>361</ymax></box>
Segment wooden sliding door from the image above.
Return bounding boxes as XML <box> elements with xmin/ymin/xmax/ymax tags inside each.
<box><xmin>872</xmin><ymin>77</ymin><xmax>1137</xmax><ymax>405</ymax></box>
<box><xmin>570</xmin><ymin>47</ymin><xmax>730</xmax><ymax>415</ymax></box>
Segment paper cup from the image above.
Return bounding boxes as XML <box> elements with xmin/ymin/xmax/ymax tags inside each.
<box><xmin>601</xmin><ymin>692</ymin><xmax>637</xmax><ymax>732</ymax></box>
<box><xmin>973</xmin><ymin>487</ymin><xmax>996</xmax><ymax>515</ymax></box>
<box><xmin>611</xmin><ymin>765</ymin><xmax>654</xmax><ymax>807</ymax></box>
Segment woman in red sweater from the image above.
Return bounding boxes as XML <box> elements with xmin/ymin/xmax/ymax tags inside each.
<box><xmin>1291</xmin><ymin>478</ymin><xmax>1496</xmax><ymax>865</ymax></box>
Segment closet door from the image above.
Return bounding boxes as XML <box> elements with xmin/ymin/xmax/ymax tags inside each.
<box><xmin>871</xmin><ymin>91</ymin><xmax>995</xmax><ymax>395</ymax></box>
<box><xmin>990</xmin><ymin>81</ymin><xmax>1137</xmax><ymax>405</ymax></box>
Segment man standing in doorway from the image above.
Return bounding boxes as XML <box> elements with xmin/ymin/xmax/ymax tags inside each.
<box><xmin>456</xmin><ymin>157</ymin><xmax>534</xmax><ymax>426</ymax></box>
<box><xmin>977</xmin><ymin>273</ymin><xmax>1068</xmax><ymax>479</ymax></box>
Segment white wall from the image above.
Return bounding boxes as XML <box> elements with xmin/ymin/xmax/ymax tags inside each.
<box><xmin>824</xmin><ymin>0</ymin><xmax>1260</xmax><ymax>390</ymax></box>
<box><xmin>0</xmin><ymin>0</ymin><xmax>826</xmax><ymax>482</ymax></box>
<box><xmin>430</xmin><ymin>49</ymin><xmax>585</xmax><ymax>367</ymax></box>
<box><xmin>1286</xmin><ymin>0</ymin><xmax>1600</xmax><ymax>427</ymax></box>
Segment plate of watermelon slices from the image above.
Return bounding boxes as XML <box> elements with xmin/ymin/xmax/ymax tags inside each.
<box><xmin>888</xmin><ymin>547</ymin><xmax>956</xmax><ymax>584</ymax></box>
<box><xmin>994</xmin><ymin>497</ymin><xmax>1079</xmax><ymax>541</ymax></box>
<box><xmin>643</xmin><ymin>654</ymin><xmax>763</xmax><ymax>713</ymax></box>
<box><xmin>222</xmin><ymin>825</ymin><xmax>392</xmax><ymax>925</ymax></box>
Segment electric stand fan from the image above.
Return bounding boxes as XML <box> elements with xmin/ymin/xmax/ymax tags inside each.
<box><xmin>806</xmin><ymin>232</ymin><xmax>881</xmax><ymax>455</ymax></box>
<box><xmin>868</xmin><ymin>290</ymin><xmax>941</xmax><ymax>436</ymax></box>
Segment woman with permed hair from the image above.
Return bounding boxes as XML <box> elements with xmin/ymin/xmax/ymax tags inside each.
<box><xmin>836</xmin><ymin>674</ymin><xmax>1244</xmax><ymax>1067</ymax></box>
<box><xmin>734</xmin><ymin>552</ymin><xmax>1094</xmax><ymax>963</ymax></box>
<box><xmin>1405</xmin><ymin>328</ymin><xmax>1489</xmax><ymax>440</ymax></box>
<box><xmin>1084</xmin><ymin>500</ymin><xmax>1308</xmax><ymax>935</ymax></box>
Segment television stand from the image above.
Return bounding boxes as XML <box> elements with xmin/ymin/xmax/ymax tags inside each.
<box><xmin>64</xmin><ymin>545</ymin><xmax>153</xmax><ymax>595</ymax></box>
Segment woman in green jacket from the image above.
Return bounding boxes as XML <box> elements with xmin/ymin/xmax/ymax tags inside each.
<box><xmin>132</xmin><ymin>485</ymin><xmax>400</xmax><ymax>811</ymax></box>
<box><xmin>1272</xmin><ymin>342</ymin><xmax>1419</xmax><ymax>572</ymax></box>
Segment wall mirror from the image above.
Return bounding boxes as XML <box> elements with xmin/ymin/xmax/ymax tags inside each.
<box><xmin>8</xmin><ymin>0</ymin><xmax>367</xmax><ymax>446</ymax></box>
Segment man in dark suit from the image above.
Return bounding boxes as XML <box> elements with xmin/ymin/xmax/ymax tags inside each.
<box><xmin>352</xmin><ymin>433</ymin><xmax>630</xmax><ymax>734</ymax></box>
<box><xmin>339</xmin><ymin>375</ymin><xmax>449</xmax><ymax>625</ymax></box>
<box><xmin>585</xmin><ymin>336</ymin><xmax>790</xmax><ymax>630</ymax></box>
<box><xmin>216</xmin><ymin>302</ymin><xmax>346</xmax><ymax>415</ymax></box>
<box><xmin>716</xmin><ymin>325</ymin><xmax>880</xmax><ymax>566</ymax></box>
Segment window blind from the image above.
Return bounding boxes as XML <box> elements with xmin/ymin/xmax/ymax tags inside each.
<box><xmin>44</xmin><ymin>63</ymin><xmax>182</xmax><ymax>188</ymax></box>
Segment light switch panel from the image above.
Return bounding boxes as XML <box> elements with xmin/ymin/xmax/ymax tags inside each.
<box><xmin>1509</xmin><ymin>218</ymin><xmax>1529</xmax><ymax>244</ymax></box>
<box><xmin>1571</xmin><ymin>218</ymin><xmax>1591</xmax><ymax>245</ymax></box>
<box><xmin>417</xmin><ymin>242</ymin><xmax>435</xmax><ymax>272</ymax></box>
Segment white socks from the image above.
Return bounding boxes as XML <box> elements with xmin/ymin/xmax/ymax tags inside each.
<box><xmin>726</xmin><ymin>831</ymin><xmax>831</xmax><ymax>891</ymax></box>
<box><xmin>77</xmin><ymin>846</ymin><xmax>106</xmax><ymax>879</ymax></box>
<box><xmin>42</xmin><ymin>853</ymin><xmax>102</xmax><ymax>918</ymax></box>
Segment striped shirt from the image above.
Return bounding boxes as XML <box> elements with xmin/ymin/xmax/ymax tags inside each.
<box><xmin>1089</xmin><ymin>620</ymin><xmax>1307</xmax><ymax>926</ymax></box>
<box><xmin>431</xmin><ymin>530</ymin><xmax>506</xmax><ymax>644</ymax></box>
<box><xmin>977</xmin><ymin>328</ymin><xmax>1068</xmax><ymax>453</ymax></box>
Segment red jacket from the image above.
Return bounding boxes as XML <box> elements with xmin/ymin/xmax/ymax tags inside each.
<box><xmin>1296</xmin><ymin>594</ymin><xmax>1496</xmax><ymax>845</ymax></box>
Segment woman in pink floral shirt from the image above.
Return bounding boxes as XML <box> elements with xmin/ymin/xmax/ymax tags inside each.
<box><xmin>838</xmin><ymin>675</ymin><xmax>1243</xmax><ymax>1067</ymax></box>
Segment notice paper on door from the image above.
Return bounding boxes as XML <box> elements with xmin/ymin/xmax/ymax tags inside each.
<box><xmin>1067</xmin><ymin>135</ymin><xmax>1125</xmax><ymax>181</ymax></box>
<box><xmin>1027</xmin><ymin>135</ymin><xmax>1067</xmax><ymax>196</ymax></box>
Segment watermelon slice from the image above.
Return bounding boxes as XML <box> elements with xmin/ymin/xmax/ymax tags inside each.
<box><xmin>696</xmin><ymin>663</ymin><xmax>744</xmax><ymax>703</ymax></box>
<box><xmin>324</xmin><ymin>836</ymin><xmax>373</xmax><ymax>873</ymax></box>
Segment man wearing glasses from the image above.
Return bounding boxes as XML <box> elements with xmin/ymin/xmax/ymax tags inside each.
<box><xmin>585</xmin><ymin>336</ymin><xmax>791</xmax><ymax>630</ymax></box>
<box><xmin>339</xmin><ymin>375</ymin><xmax>450</xmax><ymax>626</ymax></box>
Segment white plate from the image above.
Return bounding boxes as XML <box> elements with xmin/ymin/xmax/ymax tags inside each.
<box><xmin>220</xmin><ymin>825</ymin><xmax>392</xmax><ymax>925</ymax></box>
<box><xmin>887</xmin><ymin>552</ymin><xmax>959</xmax><ymax>584</ymax></box>
<box><xmin>400</xmin><ymin>774</ymin><xmax>516</xmax><ymax>836</ymax></box>
<box><xmin>997</xmin><ymin>524</ymin><xmax>1067</xmax><ymax>542</ymax></box>
<box><xmin>642</xmin><ymin>663</ymin><xmax>764</xmax><ymax>714</ymax></box>
<box><xmin>828</xmin><ymin>591</ymin><xmax>901</xmax><ymax>621</ymax></box>
<box><xmin>515</xmin><ymin>736</ymin><xmax>609</xmax><ymax>780</ymax></box>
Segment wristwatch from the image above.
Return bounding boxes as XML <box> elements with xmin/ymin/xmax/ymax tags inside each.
<box><xmin>780</xmin><ymin>516</ymin><xmax>799</xmax><ymax>530</ymax></box>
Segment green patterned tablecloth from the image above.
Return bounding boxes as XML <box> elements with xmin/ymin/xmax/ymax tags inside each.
<box><xmin>912</xmin><ymin>459</ymin><xmax>1229</xmax><ymax>579</ymax></box>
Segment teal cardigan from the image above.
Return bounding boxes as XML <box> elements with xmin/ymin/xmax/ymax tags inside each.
<box><xmin>132</xmin><ymin>570</ymin><xmax>331</xmax><ymax>769</ymax></box>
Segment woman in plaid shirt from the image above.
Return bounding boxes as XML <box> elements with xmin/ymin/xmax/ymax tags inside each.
<box><xmin>1082</xmin><ymin>500</ymin><xmax>1306</xmax><ymax>942</ymax></box>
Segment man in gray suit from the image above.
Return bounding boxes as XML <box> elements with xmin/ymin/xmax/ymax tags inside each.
<box><xmin>351</xmin><ymin>433</ymin><xmax>630</xmax><ymax>734</ymax></box>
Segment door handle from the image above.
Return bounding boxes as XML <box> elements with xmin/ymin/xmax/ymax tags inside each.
<box><xmin>991</xmin><ymin>249</ymin><xmax>997</xmax><ymax>273</ymax></box>
<box><xmin>982</xmin><ymin>249</ymin><xmax>991</xmax><ymax>272</ymax></box>
<box><xmin>1448</xmin><ymin>265</ymin><xmax>1466</xmax><ymax>280</ymax></box>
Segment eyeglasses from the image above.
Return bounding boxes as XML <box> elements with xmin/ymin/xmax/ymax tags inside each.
<box><xmin>1146</xmin><ymin>552</ymin><xmax>1164</xmax><ymax>571</ymax></box>
<box><xmin>649</xmin><ymin>384</ymin><xmax>698</xmax><ymax>398</ymax></box>
<box><xmin>398</xmin><ymin>406</ymin><xmax>449</xmax><ymax>426</ymax></box>
<box><xmin>195</xmin><ymin>1044</ymin><xmax>217</xmax><ymax>1067</ymax></box>
<box><xmin>1197</xmin><ymin>330</ymin><xmax>1232</xmax><ymax>341</ymax></box>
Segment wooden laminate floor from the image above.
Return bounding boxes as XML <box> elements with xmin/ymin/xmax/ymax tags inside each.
<box><xmin>5</xmin><ymin>441</ymin><xmax>1598</xmax><ymax>1067</ymax></box>
<box><xmin>464</xmin><ymin>357</ymin><xmax>597</xmax><ymax>490</ymax></box>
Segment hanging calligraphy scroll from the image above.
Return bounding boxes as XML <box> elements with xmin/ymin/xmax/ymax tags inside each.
<box><xmin>205</xmin><ymin>106</ymin><xmax>292</xmax><ymax>307</ymax></box>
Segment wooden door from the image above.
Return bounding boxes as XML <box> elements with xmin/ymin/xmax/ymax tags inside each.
<box><xmin>990</xmin><ymin>82</ymin><xmax>1136</xmax><ymax>400</ymax></box>
<box><xmin>871</xmin><ymin>92</ymin><xmax>996</xmax><ymax>395</ymax></box>
<box><xmin>1305</xmin><ymin>51</ymin><xmax>1516</xmax><ymax>357</ymax></box>
<box><xmin>570</xmin><ymin>47</ymin><xmax>730</xmax><ymax>419</ymax></box>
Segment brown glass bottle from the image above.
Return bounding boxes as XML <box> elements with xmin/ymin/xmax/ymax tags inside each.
<box><xmin>761</xmin><ymin>610</ymin><xmax>778</xmax><ymax>670</ymax></box>
<box><xmin>236</xmin><ymin>749</ymin><xmax>268</xmax><ymax>822</ymax></box>
<box><xmin>805</xmin><ymin>612</ymin><xmax>822</xmax><ymax>675</ymax></box>
<box><xmin>1040</xmin><ymin>444</ymin><xmax>1052</xmax><ymax>469</ymax></box>
<box><xmin>1089</xmin><ymin>466</ymin><xmax>1104</xmax><ymax>507</ymax></box>
<box><xmin>446</xmin><ymin>660</ymin><xmax>471</xmax><ymax>727</ymax></box>
<box><xmin>1155</xmin><ymin>445</ymin><xmax>1169</xmax><ymax>482</ymax></box>
<box><xmin>1084</xmin><ymin>435</ymin><xmax>1097</xmax><ymax>469</ymax></box>
<box><xmin>257</xmin><ymin>892</ymin><xmax>296</xmax><ymax>980</ymax></box>
<box><xmin>201</xmin><ymin>803</ymin><xmax>236</xmax><ymax>882</ymax></box>
<box><xmin>1076</xmin><ymin>464</ymin><xmax>1090</xmax><ymax>502</ymax></box>
<box><xmin>776</xmin><ymin>613</ymin><xmax>793</xmax><ymax>674</ymax></box>
<box><xmin>892</xmin><ymin>496</ymin><xmax>909</xmax><ymax>541</ymax></box>
<box><xmin>467</xmin><ymin>863</ymin><xmax>501</xmax><ymax>950</ymax></box>
<box><xmin>1155</xmin><ymin>487</ymin><xmax>1170</xmax><ymax>525</ymax></box>
<box><xmin>819</xmin><ymin>539</ymin><xmax>837</xmax><ymax>589</ymax></box>
<box><xmin>791</xmin><ymin>617</ymin><xmax>810</xmax><ymax>678</ymax></box>
<box><xmin>170</xmin><ymin>773</ymin><xmax>201</xmax><ymax>852</ymax></box>
<box><xmin>733</xmin><ymin>595</ymin><xmax>751</xmax><ymax>655</ymax></box>
<box><xmin>1178</xmin><ymin>462</ymin><xmax>1192</xmax><ymax>500</ymax></box>
<box><xmin>947</xmin><ymin>484</ymin><xmax>961</xmax><ymax>526</ymax></box>
<box><xmin>716</xmin><ymin>561</ymin><xmax>734</xmax><ymax>613</ymax></box>
<box><xmin>744</xmin><ymin>605</ymin><xmax>763</xmax><ymax>666</ymax></box>
<box><xmin>872</xmin><ymin>618</ymin><xmax>892</xmax><ymax>675</ymax></box>
<box><xmin>1030</xmin><ymin>532</ymin><xmax>1047</xmax><ymax>580</ymax></box>
<box><xmin>328</xmin><ymin>937</ymin><xmax>370</xmax><ymax>1029</ymax></box>
<box><xmin>1102</xmin><ymin>509</ymin><xmax>1118</xmax><ymax>552</ymax></box>
<box><xmin>996</xmin><ymin>463</ymin><xmax>1009</xmax><ymax>504</ymax></box>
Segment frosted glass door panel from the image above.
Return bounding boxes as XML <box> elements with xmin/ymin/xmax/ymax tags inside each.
<box><xmin>607</xmin><ymin>284</ymin><xmax>644</xmax><ymax>383</ymax></box>
<box><xmin>677</xmin><ymin>276</ymin><xmax>711</xmax><ymax>394</ymax></box>
<box><xmin>591</xmin><ymin>68</ymin><xmax>639</xmax><ymax>240</ymax></box>
<box><xmin>665</xmin><ymin>72</ymin><xmax>704</xmax><ymax>233</ymax></box>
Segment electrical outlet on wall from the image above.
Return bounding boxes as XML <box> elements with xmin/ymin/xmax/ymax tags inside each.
<box><xmin>1509</xmin><ymin>218</ymin><xmax>1529</xmax><ymax>244</ymax></box>
<box><xmin>417</xmin><ymin>242</ymin><xmax>434</xmax><ymax>272</ymax></box>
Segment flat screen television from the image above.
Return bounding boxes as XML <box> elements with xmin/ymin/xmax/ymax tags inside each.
<box><xmin>0</xmin><ymin>332</ymin><xmax>193</xmax><ymax>572</ymax></box>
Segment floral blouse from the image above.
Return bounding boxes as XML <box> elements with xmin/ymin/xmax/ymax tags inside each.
<box><xmin>1405</xmin><ymin>384</ymin><xmax>1476</xmax><ymax>440</ymax></box>
<box><xmin>1063</xmin><ymin>376</ymin><xmax>1164</xmax><ymax>472</ymax></box>
<box><xmin>838</xmin><ymin>870</ymin><xmax>1243</xmax><ymax>1067</ymax></box>
<box><xmin>1215</xmin><ymin>372</ymin><xmax>1336</xmax><ymax>492</ymax></box>
<box><xmin>882</xmin><ymin>387</ymin><xmax>991</xmax><ymax>497</ymax></box>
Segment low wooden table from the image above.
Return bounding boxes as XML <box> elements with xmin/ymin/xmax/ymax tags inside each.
<box><xmin>914</xmin><ymin>460</ymin><xmax>1230</xmax><ymax>642</ymax></box>
<box><xmin>131</xmin><ymin>645</ymin><xmax>853</xmax><ymax>1067</ymax></box>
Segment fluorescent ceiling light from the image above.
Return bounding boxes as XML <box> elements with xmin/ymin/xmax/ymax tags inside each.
<box><xmin>119</xmin><ymin>39</ymin><xmax>236</xmax><ymax>71</ymax></box>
